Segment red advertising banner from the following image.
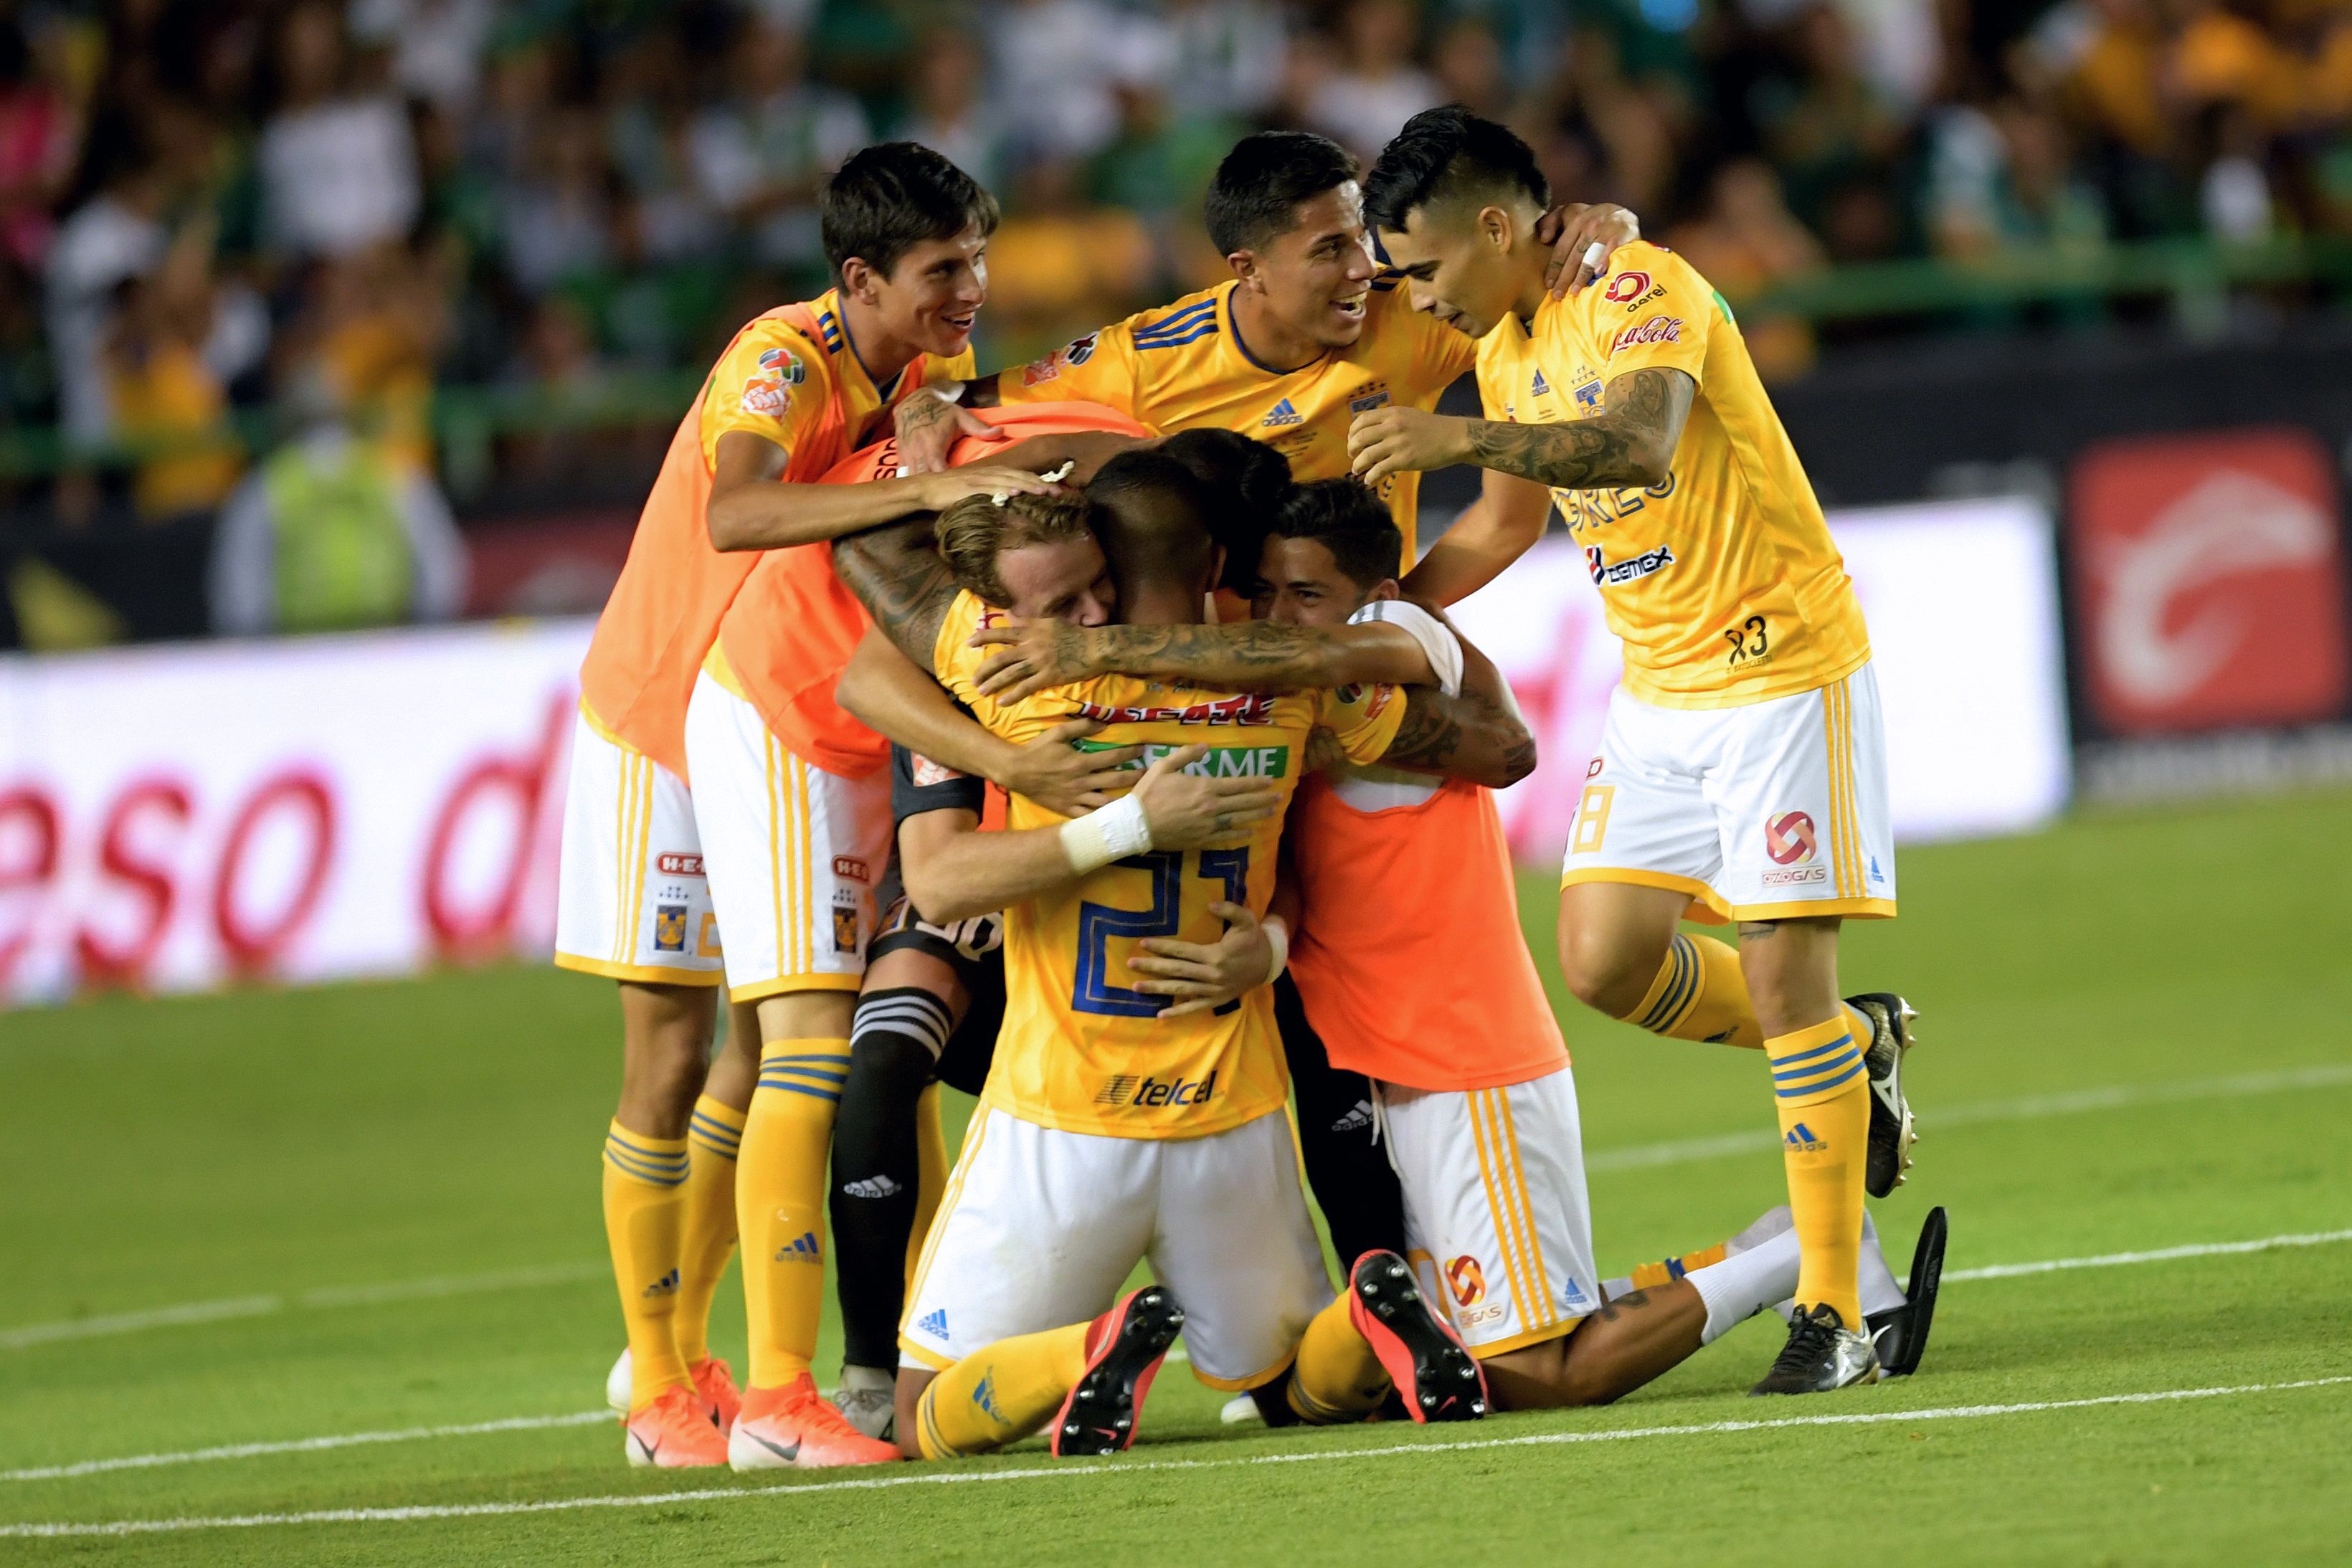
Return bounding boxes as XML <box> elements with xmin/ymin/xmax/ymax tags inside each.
<box><xmin>2069</xmin><ymin>429</ymin><xmax>2351</xmax><ymax>736</ymax></box>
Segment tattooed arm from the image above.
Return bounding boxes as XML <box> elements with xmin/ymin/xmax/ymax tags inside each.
<box><xmin>1373</xmin><ymin>631</ymin><xmax>1536</xmax><ymax>788</ymax></box>
<box><xmin>1347</xmin><ymin>366</ymin><xmax>1696</xmax><ymax>491</ymax></box>
<box><xmin>964</xmin><ymin>617</ymin><xmax>1439</xmax><ymax>703</ymax></box>
<box><xmin>831</xmin><ymin>516</ymin><xmax>964</xmax><ymax>670</ymax></box>
<box><xmin>891</xmin><ymin>371</ymin><xmax>1008</xmax><ymax>474</ymax></box>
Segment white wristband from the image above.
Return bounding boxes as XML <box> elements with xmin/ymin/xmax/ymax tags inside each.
<box><xmin>1262</xmin><ymin>915</ymin><xmax>1291</xmax><ymax>985</ymax></box>
<box><xmin>926</xmin><ymin>381</ymin><xmax>966</xmax><ymax>405</ymax></box>
<box><xmin>1059</xmin><ymin>792</ymin><xmax>1154</xmax><ymax>875</ymax></box>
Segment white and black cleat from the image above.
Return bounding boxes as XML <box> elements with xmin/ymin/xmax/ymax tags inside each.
<box><xmin>1750</xmin><ymin>1302</ymin><xmax>1881</xmax><ymax>1395</ymax></box>
<box><xmin>1846</xmin><ymin>992</ymin><xmax>1919</xmax><ymax>1199</ymax></box>
<box><xmin>1867</xmin><ymin>1206</ymin><xmax>1948</xmax><ymax>1379</ymax></box>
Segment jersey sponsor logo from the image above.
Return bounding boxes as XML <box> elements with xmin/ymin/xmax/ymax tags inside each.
<box><xmin>1764</xmin><ymin>810</ymin><xmax>1817</xmax><ymax>865</ymax></box>
<box><xmin>1064</xmin><ymin>331</ymin><xmax>1099</xmax><ymax>366</ymax></box>
<box><xmin>831</xmin><ymin>891</ymin><xmax>859</xmax><ymax>952</ymax></box>
<box><xmin>1785</xmin><ymin>1121</ymin><xmax>1827</xmax><ymax>1153</ymax></box>
<box><xmin>1604</xmin><ymin>270</ymin><xmax>1651</xmax><ymax>303</ymax></box>
<box><xmin>1618</xmin><ymin>285</ymin><xmax>1666</xmax><ymax>312</ymax></box>
<box><xmin>1446</xmin><ymin>1255</ymin><xmax>1487</xmax><ymax>1306</ymax></box>
<box><xmin>740</xmin><ymin>347</ymin><xmax>806</xmax><ymax>417</ymax></box>
<box><xmin>1348</xmin><ymin>383</ymin><xmax>1391</xmax><ymax>414</ymax></box>
<box><xmin>1530</xmin><ymin>369</ymin><xmax>1551</xmax><ymax>397</ymax></box>
<box><xmin>653</xmin><ymin>903</ymin><xmax>688</xmax><ymax>951</ymax></box>
<box><xmin>656</xmin><ymin>852</ymin><xmax>704</xmax><ymax>876</ymax></box>
<box><xmin>1261</xmin><ymin>398</ymin><xmax>1304</xmax><ymax>428</ymax></box>
<box><xmin>833</xmin><ymin>855</ymin><xmax>871</xmax><ymax>883</ymax></box>
<box><xmin>775</xmin><ymin>1230</ymin><xmax>823</xmax><ymax>1263</ymax></box>
<box><xmin>1021</xmin><ymin>331</ymin><xmax>1101</xmax><ymax>386</ymax></box>
<box><xmin>909</xmin><ymin>753</ymin><xmax>966</xmax><ymax>788</ymax></box>
<box><xmin>1094</xmin><ymin>1070</ymin><xmax>1218</xmax><ymax>1108</ymax></box>
<box><xmin>1574</xmin><ymin>379</ymin><xmax>1603</xmax><ymax>413</ymax></box>
<box><xmin>916</xmin><ymin>1308</ymin><xmax>950</xmax><ymax>1339</ymax></box>
<box><xmin>1073</xmin><ymin>693</ymin><xmax>1278</xmax><ymax>727</ymax></box>
<box><xmin>1078</xmin><ymin>738</ymin><xmax>1290</xmax><ymax>777</ymax></box>
<box><xmin>1611</xmin><ymin>315</ymin><xmax>1683</xmax><ymax>355</ymax></box>
<box><xmin>1586</xmin><ymin>542</ymin><xmax>1676</xmax><ymax>586</ymax></box>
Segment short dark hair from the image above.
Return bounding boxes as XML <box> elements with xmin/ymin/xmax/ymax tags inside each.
<box><xmin>1157</xmin><ymin>429</ymin><xmax>1295</xmax><ymax>591</ymax></box>
<box><xmin>1088</xmin><ymin>450</ymin><xmax>1219</xmax><ymax>605</ymax></box>
<box><xmin>1362</xmin><ymin>106</ymin><xmax>1550</xmax><ymax>235</ymax></box>
<box><xmin>1204</xmin><ymin>131</ymin><xmax>1360</xmax><ymax>257</ymax></box>
<box><xmin>1269</xmin><ymin>478</ymin><xmax>1404</xmax><ymax>589</ymax></box>
<box><xmin>819</xmin><ymin>142</ymin><xmax>1000</xmax><ymax>285</ymax></box>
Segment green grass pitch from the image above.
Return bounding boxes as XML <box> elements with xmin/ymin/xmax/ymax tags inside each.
<box><xmin>5</xmin><ymin>789</ymin><xmax>2351</xmax><ymax>1564</ymax></box>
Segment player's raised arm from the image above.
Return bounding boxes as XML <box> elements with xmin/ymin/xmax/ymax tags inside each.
<box><xmin>836</xmin><ymin>629</ymin><xmax>1144</xmax><ymax>817</ymax></box>
<box><xmin>1400</xmin><ymin>466</ymin><xmax>1555</xmax><ymax>607</ymax></box>
<box><xmin>966</xmin><ymin>615</ymin><xmax>1438</xmax><ymax>703</ymax></box>
<box><xmin>707</xmin><ymin>429</ymin><xmax>1066</xmax><ymax>551</ymax></box>
<box><xmin>1348</xmin><ymin>366</ymin><xmax>1695</xmax><ymax>492</ymax></box>
<box><xmin>891</xmin><ymin>371</ymin><xmax>1009</xmax><ymax>473</ymax></box>
<box><xmin>1370</xmin><ymin>632</ymin><xmax>1537</xmax><ymax>789</ymax></box>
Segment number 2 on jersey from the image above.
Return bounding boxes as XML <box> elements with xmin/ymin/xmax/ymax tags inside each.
<box><xmin>1071</xmin><ymin>848</ymin><xmax>1250</xmax><ymax>1017</ymax></box>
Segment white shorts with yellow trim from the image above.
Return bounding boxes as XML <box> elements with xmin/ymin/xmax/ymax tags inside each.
<box><xmin>553</xmin><ymin>708</ymin><xmax>724</xmax><ymax>984</ymax></box>
<box><xmin>682</xmin><ymin>672</ymin><xmax>891</xmax><ymax>1003</ymax></box>
<box><xmin>1384</xmin><ymin>1069</ymin><xmax>1600</xmax><ymax>1357</ymax></box>
<box><xmin>899</xmin><ymin>1104</ymin><xmax>1333</xmax><ymax>1391</ymax></box>
<box><xmin>1560</xmin><ymin>662</ymin><xmax>1897</xmax><ymax>923</ymax></box>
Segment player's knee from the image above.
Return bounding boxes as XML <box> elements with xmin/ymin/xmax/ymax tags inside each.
<box><xmin>1556</xmin><ymin>926</ymin><xmax>1664</xmax><ymax>1020</ymax></box>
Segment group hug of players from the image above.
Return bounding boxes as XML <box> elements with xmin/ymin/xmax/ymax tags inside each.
<box><xmin>555</xmin><ymin>108</ymin><xmax>1951</xmax><ymax>1471</ymax></box>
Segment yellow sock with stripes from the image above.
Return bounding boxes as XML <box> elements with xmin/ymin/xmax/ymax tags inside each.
<box><xmin>1627</xmin><ymin>1240</ymin><xmax>1730</xmax><ymax>1293</ymax></box>
<box><xmin>904</xmin><ymin>1082</ymin><xmax>947</xmax><ymax>1296</ymax></box>
<box><xmin>737</xmin><ymin>1037</ymin><xmax>850</xmax><ymax>1389</ymax></box>
<box><xmin>674</xmin><ymin>1096</ymin><xmax>744</xmax><ymax>1365</ymax></box>
<box><xmin>1764</xmin><ymin>1015</ymin><xmax>1869</xmax><ymax>1326</ymax></box>
<box><xmin>914</xmin><ymin>1321</ymin><xmax>1091</xmax><ymax>1458</ymax></box>
<box><xmin>1621</xmin><ymin>931</ymin><xmax>1765</xmax><ymax>1048</ymax></box>
<box><xmin>601</xmin><ymin>1122</ymin><xmax>691</xmax><ymax>1412</ymax></box>
<box><xmin>1286</xmin><ymin>1291</ymin><xmax>1388</xmax><ymax>1423</ymax></box>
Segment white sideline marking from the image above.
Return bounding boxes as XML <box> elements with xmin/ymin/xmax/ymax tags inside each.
<box><xmin>1586</xmin><ymin>1060</ymin><xmax>2352</xmax><ymax>1172</ymax></box>
<box><xmin>1943</xmin><ymin>1227</ymin><xmax>2352</xmax><ymax>1283</ymax></box>
<box><xmin>7</xmin><ymin>1060</ymin><xmax>2346</xmax><ymax>1356</ymax></box>
<box><xmin>0</xmin><ymin>1415</ymin><xmax>611</xmax><ymax>1483</ymax></box>
<box><xmin>0</xmin><ymin>1263</ymin><xmax>604</xmax><ymax>1351</ymax></box>
<box><xmin>4</xmin><ymin>1376</ymin><xmax>2346</xmax><ymax>1539</ymax></box>
<box><xmin>5</xmin><ymin>1224</ymin><xmax>2344</xmax><ymax>1488</ymax></box>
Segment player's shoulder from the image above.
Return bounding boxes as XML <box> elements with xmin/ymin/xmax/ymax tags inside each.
<box><xmin>713</xmin><ymin>305</ymin><xmax>835</xmax><ymax>395</ymax></box>
<box><xmin>1122</xmin><ymin>284</ymin><xmax>1230</xmax><ymax>355</ymax></box>
<box><xmin>1593</xmin><ymin>242</ymin><xmax>1717</xmax><ymax>313</ymax></box>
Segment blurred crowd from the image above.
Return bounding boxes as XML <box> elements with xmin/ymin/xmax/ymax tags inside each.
<box><xmin>7</xmin><ymin>0</ymin><xmax>2352</xmax><ymax>541</ymax></box>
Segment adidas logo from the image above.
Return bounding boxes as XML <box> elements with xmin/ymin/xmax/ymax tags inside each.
<box><xmin>971</xmin><ymin>1370</ymin><xmax>1002</xmax><ymax>1421</ymax></box>
<box><xmin>1531</xmin><ymin>370</ymin><xmax>1550</xmax><ymax>396</ymax></box>
<box><xmin>641</xmin><ymin>1268</ymin><xmax>680</xmax><ymax>1299</ymax></box>
<box><xmin>1261</xmin><ymin>398</ymin><xmax>1302</xmax><ymax>428</ymax></box>
<box><xmin>1785</xmin><ymin>1122</ymin><xmax>1827</xmax><ymax>1153</ymax></box>
<box><xmin>841</xmin><ymin>1174</ymin><xmax>903</xmax><ymax>1199</ymax></box>
<box><xmin>917</xmin><ymin>1308</ymin><xmax>949</xmax><ymax>1339</ymax></box>
<box><xmin>1332</xmin><ymin>1101</ymin><xmax>1373</xmax><ymax>1134</ymax></box>
<box><xmin>1869</xmin><ymin>855</ymin><xmax>1885</xmax><ymax>883</ymax></box>
<box><xmin>774</xmin><ymin>1230</ymin><xmax>822</xmax><ymax>1263</ymax></box>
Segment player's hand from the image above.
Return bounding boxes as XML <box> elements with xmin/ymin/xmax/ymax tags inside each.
<box><xmin>997</xmin><ymin>718</ymin><xmax>1140</xmax><ymax>815</ymax></box>
<box><xmin>893</xmin><ymin>391</ymin><xmax>1005</xmax><ymax>475</ymax></box>
<box><xmin>1129</xmin><ymin>901</ymin><xmax>1274</xmax><ymax>1017</ymax></box>
<box><xmin>1537</xmin><ymin>201</ymin><xmax>1641</xmax><ymax>299</ymax></box>
<box><xmin>916</xmin><ymin>464</ymin><xmax>1068</xmax><ymax>513</ymax></box>
<box><xmin>1131</xmin><ymin>745</ymin><xmax>1280</xmax><ymax>850</ymax></box>
<box><xmin>969</xmin><ymin>618</ymin><xmax>1096</xmax><ymax>700</ymax></box>
<box><xmin>1349</xmin><ymin>404</ymin><xmax>1471</xmax><ymax>487</ymax></box>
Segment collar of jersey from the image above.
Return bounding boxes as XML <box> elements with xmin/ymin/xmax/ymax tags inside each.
<box><xmin>1223</xmin><ymin>285</ymin><xmax>1334</xmax><ymax>379</ymax></box>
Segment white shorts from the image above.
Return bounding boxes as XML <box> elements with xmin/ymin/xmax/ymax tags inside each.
<box><xmin>1563</xmin><ymin>663</ymin><xmax>1897</xmax><ymax>923</ymax></box>
<box><xmin>554</xmin><ymin>710</ymin><xmax>724</xmax><ymax>984</ymax></box>
<box><xmin>901</xmin><ymin>1105</ymin><xmax>1333</xmax><ymax>1391</ymax></box>
<box><xmin>1384</xmin><ymin>1070</ymin><xmax>1600</xmax><ymax>1356</ymax></box>
<box><xmin>682</xmin><ymin>673</ymin><xmax>893</xmax><ymax>1002</ymax></box>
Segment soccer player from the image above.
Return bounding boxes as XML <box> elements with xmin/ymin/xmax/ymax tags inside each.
<box><xmin>1350</xmin><ymin>108</ymin><xmax>1921</xmax><ymax>1393</ymax></box>
<box><xmin>828</xmin><ymin>457</ymin><xmax>1535</xmax><ymax>1458</ymax></box>
<box><xmin>888</xmin><ymin>131</ymin><xmax>1640</xmax><ymax>566</ymax></box>
<box><xmin>555</xmin><ymin>141</ymin><xmax>1071</xmax><ymax>1470</ymax></box>
<box><xmin>980</xmin><ymin>477</ymin><xmax>1944</xmax><ymax>1413</ymax></box>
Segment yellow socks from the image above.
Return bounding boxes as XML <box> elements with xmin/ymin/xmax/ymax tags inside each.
<box><xmin>1286</xmin><ymin>1291</ymin><xmax>1388</xmax><ymax>1423</ymax></box>
<box><xmin>601</xmin><ymin>1122</ymin><xmax>691</xmax><ymax>1412</ymax></box>
<box><xmin>1623</xmin><ymin>931</ymin><xmax>1765</xmax><ymax>1049</ymax></box>
<box><xmin>1627</xmin><ymin>1240</ymin><xmax>1730</xmax><ymax>1293</ymax></box>
<box><xmin>737</xmin><ymin>1037</ymin><xmax>850</xmax><ymax>1389</ymax></box>
<box><xmin>674</xmin><ymin>1095</ymin><xmax>745</xmax><ymax>1365</ymax></box>
<box><xmin>905</xmin><ymin>1082</ymin><xmax>947</xmax><ymax>1294</ymax></box>
<box><xmin>1764</xmin><ymin>1015</ymin><xmax>1869</xmax><ymax>1326</ymax></box>
<box><xmin>913</xmin><ymin>1321</ymin><xmax>1091</xmax><ymax>1458</ymax></box>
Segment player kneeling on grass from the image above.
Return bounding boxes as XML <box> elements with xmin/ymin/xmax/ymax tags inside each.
<box><xmin>830</xmin><ymin>455</ymin><xmax>1537</xmax><ymax>1457</ymax></box>
<box><xmin>964</xmin><ymin>477</ymin><xmax>1949</xmax><ymax>1414</ymax></box>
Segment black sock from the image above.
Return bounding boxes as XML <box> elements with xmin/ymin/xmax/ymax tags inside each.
<box><xmin>830</xmin><ymin>987</ymin><xmax>953</xmax><ymax>1373</ymax></box>
<box><xmin>1276</xmin><ymin>974</ymin><xmax>1408</xmax><ymax>1268</ymax></box>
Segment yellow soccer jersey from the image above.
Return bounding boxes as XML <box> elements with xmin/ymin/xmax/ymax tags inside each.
<box><xmin>1474</xmin><ymin>242</ymin><xmax>1869</xmax><ymax>709</ymax></box>
<box><xmin>999</xmin><ymin>278</ymin><xmax>1475</xmax><ymax>561</ymax></box>
<box><xmin>931</xmin><ymin>591</ymin><xmax>1405</xmax><ymax>1139</ymax></box>
<box><xmin>700</xmin><ymin>288</ymin><xmax>976</xmax><ymax>472</ymax></box>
